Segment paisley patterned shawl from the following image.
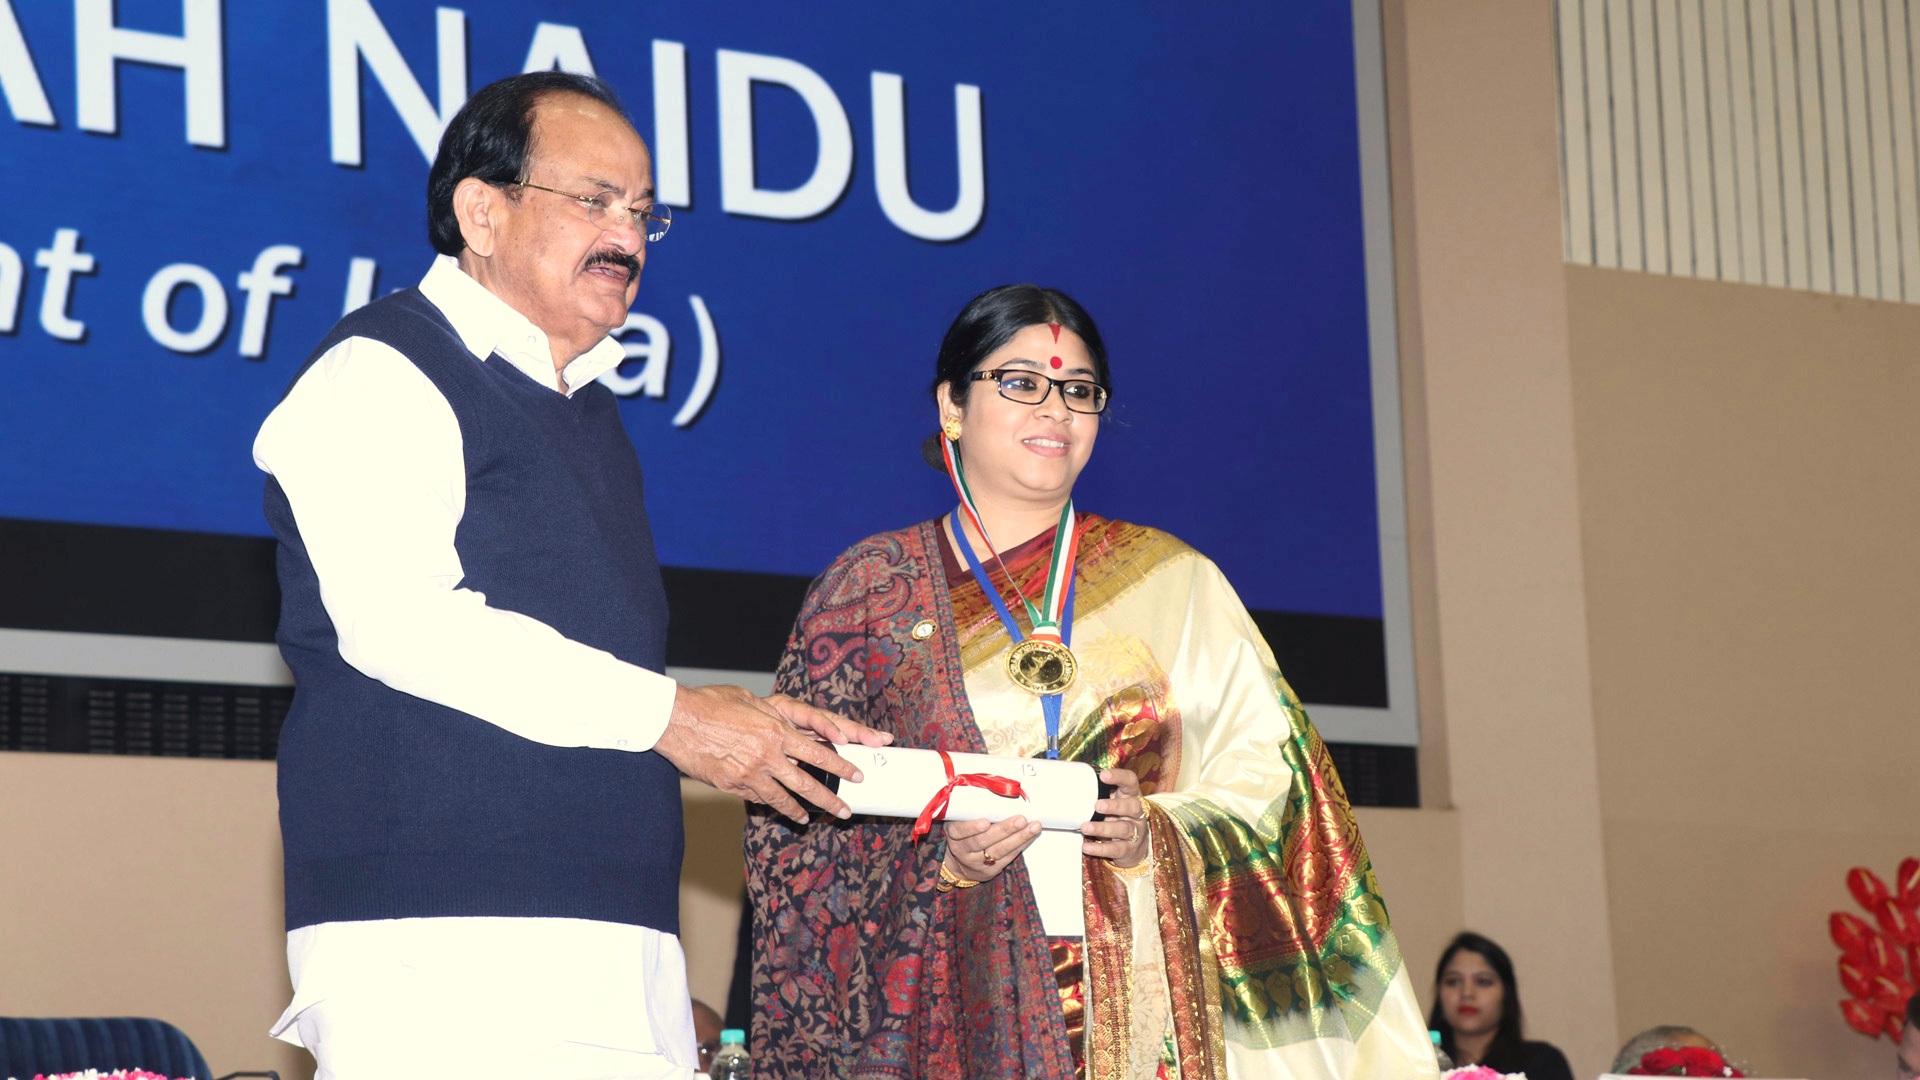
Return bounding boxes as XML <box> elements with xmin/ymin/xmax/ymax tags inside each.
<box><xmin>745</xmin><ymin>516</ymin><xmax>1436</xmax><ymax>1080</ymax></box>
<box><xmin>745</xmin><ymin>521</ymin><xmax>1076</xmax><ymax>1080</ymax></box>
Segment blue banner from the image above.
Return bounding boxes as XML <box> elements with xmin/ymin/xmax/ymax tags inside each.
<box><xmin>0</xmin><ymin>0</ymin><xmax>1382</xmax><ymax>621</ymax></box>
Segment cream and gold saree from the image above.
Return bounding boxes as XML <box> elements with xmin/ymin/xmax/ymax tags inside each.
<box><xmin>746</xmin><ymin>515</ymin><xmax>1437</xmax><ymax>1080</ymax></box>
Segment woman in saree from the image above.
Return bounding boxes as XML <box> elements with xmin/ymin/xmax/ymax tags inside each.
<box><xmin>745</xmin><ymin>285</ymin><xmax>1437</xmax><ymax>1079</ymax></box>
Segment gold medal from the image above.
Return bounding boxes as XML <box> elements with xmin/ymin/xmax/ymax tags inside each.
<box><xmin>1007</xmin><ymin>637</ymin><xmax>1077</xmax><ymax>695</ymax></box>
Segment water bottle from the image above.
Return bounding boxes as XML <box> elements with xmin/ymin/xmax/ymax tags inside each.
<box><xmin>711</xmin><ymin>1027</ymin><xmax>751</xmax><ymax>1080</ymax></box>
<box><xmin>1430</xmin><ymin>1030</ymin><xmax>1454</xmax><ymax>1071</ymax></box>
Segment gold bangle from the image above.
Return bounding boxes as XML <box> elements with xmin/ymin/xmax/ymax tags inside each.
<box><xmin>936</xmin><ymin>860</ymin><xmax>980</xmax><ymax>893</ymax></box>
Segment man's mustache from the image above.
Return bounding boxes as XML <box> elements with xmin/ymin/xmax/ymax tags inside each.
<box><xmin>586</xmin><ymin>250</ymin><xmax>639</xmax><ymax>283</ymax></box>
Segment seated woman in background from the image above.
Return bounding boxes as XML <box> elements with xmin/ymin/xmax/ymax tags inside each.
<box><xmin>745</xmin><ymin>284</ymin><xmax>1438</xmax><ymax>1078</ymax></box>
<box><xmin>1430</xmin><ymin>931</ymin><xmax>1574</xmax><ymax>1080</ymax></box>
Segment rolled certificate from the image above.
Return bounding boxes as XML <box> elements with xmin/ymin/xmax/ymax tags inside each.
<box><xmin>828</xmin><ymin>745</ymin><xmax>1103</xmax><ymax>831</ymax></box>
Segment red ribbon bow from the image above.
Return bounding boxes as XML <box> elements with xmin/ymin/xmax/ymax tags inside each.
<box><xmin>910</xmin><ymin>748</ymin><xmax>1029</xmax><ymax>841</ymax></box>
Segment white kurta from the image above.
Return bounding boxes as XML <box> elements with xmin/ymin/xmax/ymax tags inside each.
<box><xmin>256</xmin><ymin>257</ymin><xmax>691</xmax><ymax>1079</ymax></box>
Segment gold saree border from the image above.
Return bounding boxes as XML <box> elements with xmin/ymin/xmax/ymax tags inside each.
<box><xmin>1083</xmin><ymin>856</ymin><xmax>1134</xmax><ymax>1080</ymax></box>
<box><xmin>953</xmin><ymin>517</ymin><xmax>1193</xmax><ymax>674</ymax></box>
<box><xmin>1079</xmin><ymin>805</ymin><xmax>1228</xmax><ymax>1080</ymax></box>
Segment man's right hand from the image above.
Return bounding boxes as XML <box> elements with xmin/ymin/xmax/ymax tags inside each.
<box><xmin>651</xmin><ymin>684</ymin><xmax>893</xmax><ymax>823</ymax></box>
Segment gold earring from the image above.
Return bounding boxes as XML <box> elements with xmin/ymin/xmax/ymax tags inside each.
<box><xmin>943</xmin><ymin>417</ymin><xmax>962</xmax><ymax>440</ymax></box>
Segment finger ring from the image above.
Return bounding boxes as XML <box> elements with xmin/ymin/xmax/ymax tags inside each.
<box><xmin>983</xmin><ymin>851</ymin><xmax>996</xmax><ymax>866</ymax></box>
<box><xmin>1127</xmin><ymin>827</ymin><xmax>1139</xmax><ymax>844</ymax></box>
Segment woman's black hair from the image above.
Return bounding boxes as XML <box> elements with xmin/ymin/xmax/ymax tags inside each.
<box><xmin>920</xmin><ymin>284</ymin><xmax>1110</xmax><ymax>467</ymax></box>
<box><xmin>1428</xmin><ymin>931</ymin><xmax>1526</xmax><ymax>1061</ymax></box>
<box><xmin>426</xmin><ymin>71</ymin><xmax>629</xmax><ymax>256</ymax></box>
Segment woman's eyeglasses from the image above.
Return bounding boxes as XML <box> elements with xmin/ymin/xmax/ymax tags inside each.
<box><xmin>966</xmin><ymin>369</ymin><xmax>1110</xmax><ymax>414</ymax></box>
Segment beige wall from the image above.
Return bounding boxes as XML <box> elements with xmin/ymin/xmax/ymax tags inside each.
<box><xmin>0</xmin><ymin>755</ymin><xmax>305</xmax><ymax>1080</ymax></box>
<box><xmin>1386</xmin><ymin>0</ymin><xmax>1622</xmax><ymax>1075</ymax></box>
<box><xmin>1354</xmin><ymin>806</ymin><xmax>1464</xmax><ymax>1009</ymax></box>
<box><xmin>678</xmin><ymin>784</ymin><xmax>748</xmax><ymax>1013</ymax></box>
<box><xmin>1567</xmin><ymin>266</ymin><xmax>1920</xmax><ymax>1078</ymax></box>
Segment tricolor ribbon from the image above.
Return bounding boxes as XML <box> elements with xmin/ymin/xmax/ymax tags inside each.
<box><xmin>941</xmin><ymin>435</ymin><xmax>1076</xmax><ymax>637</ymax></box>
<box><xmin>910</xmin><ymin>748</ymin><xmax>1029</xmax><ymax>841</ymax></box>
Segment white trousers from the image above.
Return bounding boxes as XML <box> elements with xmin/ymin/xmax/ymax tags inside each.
<box><xmin>275</xmin><ymin>917</ymin><xmax>696</xmax><ymax>1080</ymax></box>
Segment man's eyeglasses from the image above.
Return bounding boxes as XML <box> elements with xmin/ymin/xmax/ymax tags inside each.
<box><xmin>515</xmin><ymin>181</ymin><xmax>673</xmax><ymax>242</ymax></box>
<box><xmin>967</xmin><ymin>369</ymin><xmax>1110</xmax><ymax>414</ymax></box>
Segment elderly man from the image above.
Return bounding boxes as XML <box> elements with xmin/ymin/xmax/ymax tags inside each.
<box><xmin>254</xmin><ymin>71</ymin><xmax>883</xmax><ymax>1079</ymax></box>
<box><xmin>1608</xmin><ymin>1025</ymin><xmax>1722</xmax><ymax>1075</ymax></box>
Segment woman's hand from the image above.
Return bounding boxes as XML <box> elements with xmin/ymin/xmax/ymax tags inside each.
<box><xmin>1082</xmin><ymin>767</ymin><xmax>1149</xmax><ymax>869</ymax></box>
<box><xmin>941</xmin><ymin>815</ymin><xmax>1044</xmax><ymax>883</ymax></box>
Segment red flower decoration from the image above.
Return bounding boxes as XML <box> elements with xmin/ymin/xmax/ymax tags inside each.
<box><xmin>1894</xmin><ymin>903</ymin><xmax>1920</xmax><ymax>948</ymax></box>
<box><xmin>1844</xmin><ymin>997</ymin><xmax>1889</xmax><ymax>1037</ymax></box>
<box><xmin>1898</xmin><ymin>857</ymin><xmax>1920</xmax><ymax>908</ymax></box>
<box><xmin>1851</xmin><ymin>868</ymin><xmax>1893</xmax><ymax>910</ymax></box>
<box><xmin>1872</xmin><ymin>897</ymin><xmax>1910</xmax><ymax>943</ymax></box>
<box><xmin>1840</xmin><ymin>956</ymin><xmax>1875</xmax><ymax>999</ymax></box>
<box><xmin>1834</xmin><ymin>856</ymin><xmax>1920</xmax><ymax>1043</ymax></box>
<box><xmin>1872</xmin><ymin>972</ymin><xmax>1916</xmax><ymax>1014</ymax></box>
<box><xmin>1869</xmin><ymin>932</ymin><xmax>1906</xmax><ymax>977</ymax></box>
<box><xmin>1832</xmin><ymin>911</ymin><xmax>1875</xmax><ymax>957</ymax></box>
<box><xmin>1626</xmin><ymin>1045</ymin><xmax>1745</xmax><ymax>1076</ymax></box>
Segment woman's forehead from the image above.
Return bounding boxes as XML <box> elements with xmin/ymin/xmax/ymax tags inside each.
<box><xmin>1444</xmin><ymin>951</ymin><xmax>1496</xmax><ymax>974</ymax></box>
<box><xmin>980</xmin><ymin>323</ymin><xmax>1095</xmax><ymax>372</ymax></box>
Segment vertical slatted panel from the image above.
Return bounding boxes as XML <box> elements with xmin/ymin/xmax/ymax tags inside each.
<box><xmin>1841</xmin><ymin>0</ymin><xmax>1882</xmax><ymax>296</ymax></box>
<box><xmin>1891</xmin><ymin>0</ymin><xmax>1920</xmax><ymax>299</ymax></box>
<box><xmin>1556</xmin><ymin>0</ymin><xmax>1920</xmax><ymax>304</ymax></box>
<box><xmin>1863</xmin><ymin>1</ymin><xmax>1902</xmax><ymax>295</ymax></box>
<box><xmin>1611</xmin><ymin>0</ymin><xmax>1647</xmax><ymax>269</ymax></box>
<box><xmin>1659</xmin><ymin>3</ymin><xmax>1698</xmax><ymax>276</ymax></box>
<box><xmin>1705</xmin><ymin>3</ymin><xmax>1745</xmax><ymax>274</ymax></box>
<box><xmin>1634</xmin><ymin>0</ymin><xmax>1670</xmax><ymax>273</ymax></box>
<box><xmin>1559</xmin><ymin>0</ymin><xmax>1596</xmax><ymax>264</ymax></box>
<box><xmin>1775</xmin><ymin>0</ymin><xmax>1811</xmax><ymax>289</ymax></box>
<box><xmin>1684</xmin><ymin>3</ymin><xmax>1722</xmax><ymax>277</ymax></box>
<box><xmin>1820</xmin><ymin>0</ymin><xmax>1858</xmax><ymax>294</ymax></box>
<box><xmin>1799</xmin><ymin>0</ymin><xmax>1835</xmax><ymax>292</ymax></box>
<box><xmin>1727</xmin><ymin>2</ymin><xmax>1765</xmax><ymax>281</ymax></box>
<box><xmin>1906</xmin><ymin>0</ymin><xmax>1920</xmax><ymax>297</ymax></box>
<box><xmin>1587</xmin><ymin>0</ymin><xmax>1621</xmax><ymax>266</ymax></box>
<box><xmin>1751</xmin><ymin>1</ymin><xmax>1788</xmax><ymax>285</ymax></box>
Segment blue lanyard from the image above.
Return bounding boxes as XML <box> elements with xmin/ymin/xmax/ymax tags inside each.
<box><xmin>950</xmin><ymin>515</ymin><xmax>1076</xmax><ymax>759</ymax></box>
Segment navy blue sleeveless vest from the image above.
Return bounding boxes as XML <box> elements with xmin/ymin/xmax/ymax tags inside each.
<box><xmin>265</xmin><ymin>289</ymin><xmax>680</xmax><ymax>933</ymax></box>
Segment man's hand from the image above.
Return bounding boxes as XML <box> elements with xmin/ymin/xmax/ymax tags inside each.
<box><xmin>652</xmin><ymin>684</ymin><xmax>893</xmax><ymax>823</ymax></box>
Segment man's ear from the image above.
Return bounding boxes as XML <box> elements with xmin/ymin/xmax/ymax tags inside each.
<box><xmin>453</xmin><ymin>178</ymin><xmax>501</xmax><ymax>258</ymax></box>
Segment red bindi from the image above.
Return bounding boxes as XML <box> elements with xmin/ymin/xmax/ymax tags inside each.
<box><xmin>1049</xmin><ymin>356</ymin><xmax>1063</xmax><ymax>369</ymax></box>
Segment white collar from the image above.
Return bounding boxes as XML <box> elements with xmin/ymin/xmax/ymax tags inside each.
<box><xmin>417</xmin><ymin>254</ymin><xmax>627</xmax><ymax>396</ymax></box>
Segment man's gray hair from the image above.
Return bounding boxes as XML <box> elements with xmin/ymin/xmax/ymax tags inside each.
<box><xmin>1610</xmin><ymin>1026</ymin><xmax>1713</xmax><ymax>1074</ymax></box>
